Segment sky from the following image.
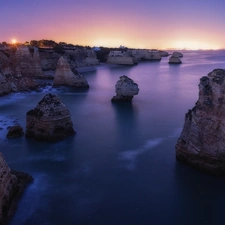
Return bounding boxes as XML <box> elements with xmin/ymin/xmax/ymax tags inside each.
<box><xmin>1</xmin><ymin>0</ymin><xmax>225</xmax><ymax>50</ymax></box>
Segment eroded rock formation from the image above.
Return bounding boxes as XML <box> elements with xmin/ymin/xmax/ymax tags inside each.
<box><xmin>112</xmin><ymin>75</ymin><xmax>139</xmax><ymax>101</ymax></box>
<box><xmin>14</xmin><ymin>45</ymin><xmax>44</xmax><ymax>78</ymax></box>
<box><xmin>0</xmin><ymin>73</ymin><xmax>11</xmax><ymax>96</ymax></box>
<box><xmin>168</xmin><ymin>56</ymin><xmax>182</xmax><ymax>64</ymax></box>
<box><xmin>176</xmin><ymin>69</ymin><xmax>225</xmax><ymax>174</ymax></box>
<box><xmin>26</xmin><ymin>93</ymin><xmax>75</xmax><ymax>141</ymax></box>
<box><xmin>172</xmin><ymin>51</ymin><xmax>183</xmax><ymax>58</ymax></box>
<box><xmin>0</xmin><ymin>153</ymin><xmax>33</xmax><ymax>225</ymax></box>
<box><xmin>53</xmin><ymin>56</ymin><xmax>89</xmax><ymax>88</ymax></box>
<box><xmin>107</xmin><ymin>51</ymin><xmax>135</xmax><ymax>65</ymax></box>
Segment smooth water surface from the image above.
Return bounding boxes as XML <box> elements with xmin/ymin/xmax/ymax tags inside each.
<box><xmin>1</xmin><ymin>50</ymin><xmax>225</xmax><ymax>225</ymax></box>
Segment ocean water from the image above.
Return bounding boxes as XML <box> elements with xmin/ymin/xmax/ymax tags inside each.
<box><xmin>1</xmin><ymin>50</ymin><xmax>225</xmax><ymax>225</ymax></box>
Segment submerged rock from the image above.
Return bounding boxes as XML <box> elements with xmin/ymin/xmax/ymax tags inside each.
<box><xmin>26</xmin><ymin>93</ymin><xmax>75</xmax><ymax>141</ymax></box>
<box><xmin>0</xmin><ymin>152</ymin><xmax>33</xmax><ymax>225</ymax></box>
<box><xmin>53</xmin><ymin>56</ymin><xmax>89</xmax><ymax>88</ymax></box>
<box><xmin>7</xmin><ymin>125</ymin><xmax>24</xmax><ymax>139</ymax></box>
<box><xmin>111</xmin><ymin>75</ymin><xmax>139</xmax><ymax>101</ymax></box>
<box><xmin>176</xmin><ymin>69</ymin><xmax>225</xmax><ymax>174</ymax></box>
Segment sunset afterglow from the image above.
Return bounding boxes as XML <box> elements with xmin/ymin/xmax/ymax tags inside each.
<box><xmin>1</xmin><ymin>0</ymin><xmax>225</xmax><ymax>50</ymax></box>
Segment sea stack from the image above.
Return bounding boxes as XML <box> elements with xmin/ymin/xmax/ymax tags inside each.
<box><xmin>53</xmin><ymin>56</ymin><xmax>89</xmax><ymax>88</ymax></box>
<box><xmin>0</xmin><ymin>152</ymin><xmax>33</xmax><ymax>225</ymax></box>
<box><xmin>168</xmin><ymin>56</ymin><xmax>182</xmax><ymax>64</ymax></box>
<box><xmin>26</xmin><ymin>93</ymin><xmax>75</xmax><ymax>141</ymax></box>
<box><xmin>176</xmin><ymin>69</ymin><xmax>225</xmax><ymax>174</ymax></box>
<box><xmin>111</xmin><ymin>75</ymin><xmax>139</xmax><ymax>101</ymax></box>
<box><xmin>172</xmin><ymin>51</ymin><xmax>183</xmax><ymax>58</ymax></box>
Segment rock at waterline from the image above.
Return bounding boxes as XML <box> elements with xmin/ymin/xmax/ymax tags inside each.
<box><xmin>0</xmin><ymin>152</ymin><xmax>33</xmax><ymax>225</ymax></box>
<box><xmin>168</xmin><ymin>56</ymin><xmax>182</xmax><ymax>64</ymax></box>
<box><xmin>176</xmin><ymin>69</ymin><xmax>225</xmax><ymax>174</ymax></box>
<box><xmin>7</xmin><ymin>125</ymin><xmax>24</xmax><ymax>139</ymax></box>
<box><xmin>111</xmin><ymin>75</ymin><xmax>139</xmax><ymax>101</ymax></box>
<box><xmin>26</xmin><ymin>93</ymin><xmax>75</xmax><ymax>141</ymax></box>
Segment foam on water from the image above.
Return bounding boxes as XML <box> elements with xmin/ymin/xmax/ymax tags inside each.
<box><xmin>119</xmin><ymin>128</ymin><xmax>182</xmax><ymax>170</ymax></box>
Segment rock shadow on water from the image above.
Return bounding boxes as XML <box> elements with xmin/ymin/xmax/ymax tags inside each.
<box><xmin>173</xmin><ymin>160</ymin><xmax>225</xmax><ymax>225</ymax></box>
<box><xmin>111</xmin><ymin>102</ymin><xmax>138</xmax><ymax>149</ymax></box>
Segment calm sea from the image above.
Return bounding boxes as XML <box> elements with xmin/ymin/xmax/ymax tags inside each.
<box><xmin>1</xmin><ymin>50</ymin><xmax>225</xmax><ymax>225</ymax></box>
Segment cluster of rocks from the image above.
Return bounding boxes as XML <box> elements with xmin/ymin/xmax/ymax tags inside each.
<box><xmin>176</xmin><ymin>69</ymin><xmax>225</xmax><ymax>174</ymax></box>
<box><xmin>0</xmin><ymin>152</ymin><xmax>33</xmax><ymax>225</ymax></box>
<box><xmin>0</xmin><ymin>45</ymin><xmax>92</xmax><ymax>96</ymax></box>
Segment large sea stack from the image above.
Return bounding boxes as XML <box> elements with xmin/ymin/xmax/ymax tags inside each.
<box><xmin>0</xmin><ymin>152</ymin><xmax>33</xmax><ymax>225</ymax></box>
<box><xmin>53</xmin><ymin>56</ymin><xmax>89</xmax><ymax>88</ymax></box>
<box><xmin>111</xmin><ymin>75</ymin><xmax>139</xmax><ymax>101</ymax></box>
<box><xmin>176</xmin><ymin>69</ymin><xmax>225</xmax><ymax>174</ymax></box>
<box><xmin>26</xmin><ymin>93</ymin><xmax>75</xmax><ymax>141</ymax></box>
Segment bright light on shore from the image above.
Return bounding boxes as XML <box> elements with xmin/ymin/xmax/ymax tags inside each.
<box><xmin>11</xmin><ymin>39</ymin><xmax>17</xmax><ymax>44</ymax></box>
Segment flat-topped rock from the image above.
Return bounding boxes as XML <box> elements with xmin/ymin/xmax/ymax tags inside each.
<box><xmin>26</xmin><ymin>93</ymin><xmax>75</xmax><ymax>141</ymax></box>
<box><xmin>107</xmin><ymin>51</ymin><xmax>135</xmax><ymax>65</ymax></box>
<box><xmin>53</xmin><ymin>56</ymin><xmax>89</xmax><ymax>88</ymax></box>
<box><xmin>176</xmin><ymin>69</ymin><xmax>225</xmax><ymax>174</ymax></box>
<box><xmin>112</xmin><ymin>75</ymin><xmax>139</xmax><ymax>101</ymax></box>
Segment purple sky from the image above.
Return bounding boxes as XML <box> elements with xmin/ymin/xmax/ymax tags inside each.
<box><xmin>1</xmin><ymin>0</ymin><xmax>225</xmax><ymax>49</ymax></box>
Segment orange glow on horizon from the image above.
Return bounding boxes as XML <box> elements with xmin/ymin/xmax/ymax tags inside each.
<box><xmin>11</xmin><ymin>39</ymin><xmax>17</xmax><ymax>44</ymax></box>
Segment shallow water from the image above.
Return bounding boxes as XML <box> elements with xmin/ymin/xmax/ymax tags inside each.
<box><xmin>1</xmin><ymin>50</ymin><xmax>225</xmax><ymax>225</ymax></box>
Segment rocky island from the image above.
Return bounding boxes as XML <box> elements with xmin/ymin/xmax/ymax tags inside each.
<box><xmin>111</xmin><ymin>75</ymin><xmax>139</xmax><ymax>101</ymax></box>
<box><xmin>26</xmin><ymin>93</ymin><xmax>75</xmax><ymax>141</ymax></box>
<box><xmin>176</xmin><ymin>69</ymin><xmax>225</xmax><ymax>174</ymax></box>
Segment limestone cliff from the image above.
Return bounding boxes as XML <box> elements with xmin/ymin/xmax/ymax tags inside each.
<box><xmin>176</xmin><ymin>69</ymin><xmax>225</xmax><ymax>174</ymax></box>
<box><xmin>0</xmin><ymin>73</ymin><xmax>11</xmax><ymax>96</ymax></box>
<box><xmin>0</xmin><ymin>152</ymin><xmax>33</xmax><ymax>225</ymax></box>
<box><xmin>14</xmin><ymin>46</ymin><xmax>44</xmax><ymax>78</ymax></box>
<box><xmin>107</xmin><ymin>51</ymin><xmax>135</xmax><ymax>65</ymax></box>
<box><xmin>53</xmin><ymin>56</ymin><xmax>89</xmax><ymax>88</ymax></box>
<box><xmin>26</xmin><ymin>93</ymin><xmax>75</xmax><ymax>141</ymax></box>
<box><xmin>112</xmin><ymin>75</ymin><xmax>139</xmax><ymax>101</ymax></box>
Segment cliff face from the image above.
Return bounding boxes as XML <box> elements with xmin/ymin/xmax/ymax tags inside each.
<box><xmin>0</xmin><ymin>152</ymin><xmax>33</xmax><ymax>225</ymax></box>
<box><xmin>53</xmin><ymin>56</ymin><xmax>89</xmax><ymax>88</ymax></box>
<box><xmin>0</xmin><ymin>73</ymin><xmax>11</xmax><ymax>96</ymax></box>
<box><xmin>176</xmin><ymin>69</ymin><xmax>225</xmax><ymax>174</ymax></box>
<box><xmin>14</xmin><ymin>46</ymin><xmax>44</xmax><ymax>78</ymax></box>
<box><xmin>26</xmin><ymin>93</ymin><xmax>75</xmax><ymax>141</ymax></box>
<box><xmin>112</xmin><ymin>75</ymin><xmax>139</xmax><ymax>101</ymax></box>
<box><xmin>107</xmin><ymin>51</ymin><xmax>135</xmax><ymax>65</ymax></box>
